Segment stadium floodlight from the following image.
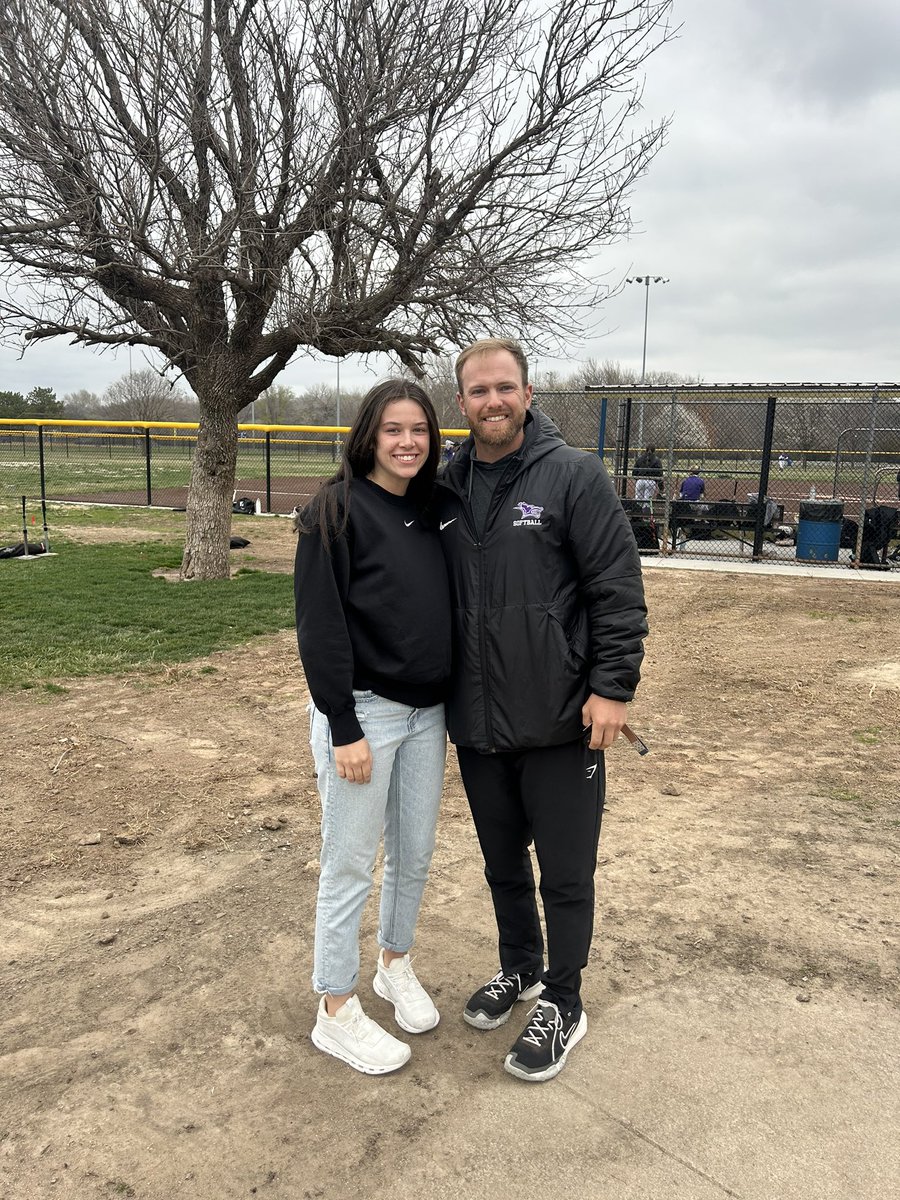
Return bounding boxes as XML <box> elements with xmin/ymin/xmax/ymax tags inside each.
<box><xmin>626</xmin><ymin>275</ymin><xmax>669</xmax><ymax>446</ymax></box>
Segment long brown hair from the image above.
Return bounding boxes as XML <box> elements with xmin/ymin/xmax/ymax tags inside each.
<box><xmin>295</xmin><ymin>379</ymin><xmax>441</xmax><ymax>548</ymax></box>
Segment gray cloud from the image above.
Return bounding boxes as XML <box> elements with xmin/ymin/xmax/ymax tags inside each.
<box><xmin>729</xmin><ymin>0</ymin><xmax>900</xmax><ymax>110</ymax></box>
<box><xmin>2</xmin><ymin>0</ymin><xmax>899</xmax><ymax>397</ymax></box>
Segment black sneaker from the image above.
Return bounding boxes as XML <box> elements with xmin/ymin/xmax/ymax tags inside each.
<box><xmin>463</xmin><ymin>970</ymin><xmax>544</xmax><ymax>1029</ymax></box>
<box><xmin>503</xmin><ymin>999</ymin><xmax>587</xmax><ymax>1082</ymax></box>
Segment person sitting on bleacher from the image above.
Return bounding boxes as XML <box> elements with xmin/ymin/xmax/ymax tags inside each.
<box><xmin>678</xmin><ymin>467</ymin><xmax>705</xmax><ymax>502</ymax></box>
<box><xmin>632</xmin><ymin>445</ymin><xmax>663</xmax><ymax>508</ymax></box>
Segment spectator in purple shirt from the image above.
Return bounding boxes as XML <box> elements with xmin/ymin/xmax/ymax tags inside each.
<box><xmin>679</xmin><ymin>468</ymin><xmax>706</xmax><ymax>501</ymax></box>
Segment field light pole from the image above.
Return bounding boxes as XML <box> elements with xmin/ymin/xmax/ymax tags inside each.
<box><xmin>626</xmin><ymin>274</ymin><xmax>668</xmax><ymax>448</ymax></box>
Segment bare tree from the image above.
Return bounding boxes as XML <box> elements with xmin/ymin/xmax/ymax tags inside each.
<box><xmin>417</xmin><ymin>356</ymin><xmax>466</xmax><ymax>430</ymax></box>
<box><xmin>0</xmin><ymin>0</ymin><xmax>673</xmax><ymax>578</ymax></box>
<box><xmin>102</xmin><ymin>368</ymin><xmax>183</xmax><ymax>421</ymax></box>
<box><xmin>62</xmin><ymin>387</ymin><xmax>102</xmax><ymax>416</ymax></box>
<box><xmin>254</xmin><ymin>383</ymin><xmax>299</xmax><ymax>425</ymax></box>
<box><xmin>294</xmin><ymin>382</ymin><xmax>337</xmax><ymax>426</ymax></box>
<box><xmin>528</xmin><ymin>357</ymin><xmax>709</xmax><ymax>452</ymax></box>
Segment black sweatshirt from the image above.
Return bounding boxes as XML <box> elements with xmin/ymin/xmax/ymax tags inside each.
<box><xmin>294</xmin><ymin>477</ymin><xmax>452</xmax><ymax>745</ymax></box>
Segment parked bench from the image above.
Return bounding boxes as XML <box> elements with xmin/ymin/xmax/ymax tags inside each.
<box><xmin>620</xmin><ymin>498</ymin><xmax>785</xmax><ymax>552</ymax></box>
<box><xmin>667</xmin><ymin>499</ymin><xmax>784</xmax><ymax>548</ymax></box>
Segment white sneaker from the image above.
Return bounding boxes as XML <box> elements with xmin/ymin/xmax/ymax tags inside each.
<box><xmin>310</xmin><ymin>995</ymin><xmax>410</xmax><ymax>1075</ymax></box>
<box><xmin>373</xmin><ymin>950</ymin><xmax>440</xmax><ymax>1033</ymax></box>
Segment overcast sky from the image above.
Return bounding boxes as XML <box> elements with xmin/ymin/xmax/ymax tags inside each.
<box><xmin>2</xmin><ymin>0</ymin><xmax>898</xmax><ymax>401</ymax></box>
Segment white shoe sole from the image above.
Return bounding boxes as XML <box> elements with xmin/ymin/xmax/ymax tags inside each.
<box><xmin>373</xmin><ymin>973</ymin><xmax>440</xmax><ymax>1034</ymax></box>
<box><xmin>310</xmin><ymin>1024</ymin><xmax>410</xmax><ymax>1075</ymax></box>
<box><xmin>463</xmin><ymin>980</ymin><xmax>543</xmax><ymax>1030</ymax></box>
<box><xmin>503</xmin><ymin>1011</ymin><xmax>588</xmax><ymax>1082</ymax></box>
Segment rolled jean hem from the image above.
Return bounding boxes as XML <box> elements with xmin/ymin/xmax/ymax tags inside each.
<box><xmin>312</xmin><ymin>974</ymin><xmax>359</xmax><ymax>997</ymax></box>
<box><xmin>377</xmin><ymin>936</ymin><xmax>413</xmax><ymax>955</ymax></box>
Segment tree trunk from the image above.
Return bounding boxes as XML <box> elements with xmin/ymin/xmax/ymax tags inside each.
<box><xmin>180</xmin><ymin>403</ymin><xmax>238</xmax><ymax>581</ymax></box>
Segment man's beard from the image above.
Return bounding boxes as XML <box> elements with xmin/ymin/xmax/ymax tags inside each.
<box><xmin>472</xmin><ymin>410</ymin><xmax>526</xmax><ymax>448</ymax></box>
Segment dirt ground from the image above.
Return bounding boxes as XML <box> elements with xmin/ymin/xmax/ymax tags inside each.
<box><xmin>1</xmin><ymin>519</ymin><xmax>898</xmax><ymax>1200</ymax></box>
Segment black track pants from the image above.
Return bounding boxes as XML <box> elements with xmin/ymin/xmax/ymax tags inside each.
<box><xmin>456</xmin><ymin>738</ymin><xmax>605</xmax><ymax>1013</ymax></box>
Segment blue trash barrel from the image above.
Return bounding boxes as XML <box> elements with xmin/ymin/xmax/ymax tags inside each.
<box><xmin>796</xmin><ymin>500</ymin><xmax>843</xmax><ymax>562</ymax></box>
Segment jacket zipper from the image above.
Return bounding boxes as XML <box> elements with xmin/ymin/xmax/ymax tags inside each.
<box><xmin>449</xmin><ymin>452</ymin><xmax>525</xmax><ymax>753</ymax></box>
<box><xmin>475</xmin><ymin>460</ymin><xmax>525</xmax><ymax>753</ymax></box>
<box><xmin>456</xmin><ymin>490</ymin><xmax>496</xmax><ymax>752</ymax></box>
<box><xmin>474</xmin><ymin>538</ymin><xmax>495</xmax><ymax>751</ymax></box>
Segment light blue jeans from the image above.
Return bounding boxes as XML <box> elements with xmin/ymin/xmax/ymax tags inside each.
<box><xmin>310</xmin><ymin>690</ymin><xmax>446</xmax><ymax>996</ymax></box>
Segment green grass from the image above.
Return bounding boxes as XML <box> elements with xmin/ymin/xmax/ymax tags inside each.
<box><xmin>805</xmin><ymin>609</ymin><xmax>866</xmax><ymax>624</ymax></box>
<box><xmin>0</xmin><ymin>436</ymin><xmax>336</xmax><ymax>502</ymax></box>
<box><xmin>825</xmin><ymin>787</ymin><xmax>863</xmax><ymax>804</ymax></box>
<box><xmin>44</xmin><ymin>502</ymin><xmax>189</xmax><ymax>531</ymax></box>
<box><xmin>0</xmin><ymin>501</ymin><xmax>192</xmax><ymax>547</ymax></box>
<box><xmin>853</xmin><ymin>726</ymin><xmax>882</xmax><ymax>746</ymax></box>
<box><xmin>0</xmin><ymin>539</ymin><xmax>294</xmax><ymax>689</ymax></box>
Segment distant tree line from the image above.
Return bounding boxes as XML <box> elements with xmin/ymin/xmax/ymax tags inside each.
<box><xmin>0</xmin><ymin>386</ymin><xmax>64</xmax><ymax>418</ymax></box>
<box><xmin>4</xmin><ymin>358</ymin><xmax>700</xmax><ymax>432</ymax></box>
<box><xmin>12</xmin><ymin>364</ymin><xmax>890</xmax><ymax>459</ymax></box>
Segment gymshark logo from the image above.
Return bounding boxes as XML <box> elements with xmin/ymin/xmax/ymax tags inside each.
<box><xmin>513</xmin><ymin>501</ymin><xmax>544</xmax><ymax>527</ymax></box>
<box><xmin>585</xmin><ymin>763</ymin><xmax>598</xmax><ymax>779</ymax></box>
<box><xmin>439</xmin><ymin>518</ymin><xmax>457</xmax><ymax>531</ymax></box>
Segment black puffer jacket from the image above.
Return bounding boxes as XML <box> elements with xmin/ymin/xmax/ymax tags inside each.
<box><xmin>435</xmin><ymin>411</ymin><xmax>647</xmax><ymax>752</ymax></box>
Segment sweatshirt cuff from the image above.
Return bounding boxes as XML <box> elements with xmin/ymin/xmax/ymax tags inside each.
<box><xmin>328</xmin><ymin>707</ymin><xmax>365</xmax><ymax>746</ymax></box>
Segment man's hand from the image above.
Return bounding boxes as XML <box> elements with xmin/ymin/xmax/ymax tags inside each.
<box><xmin>581</xmin><ymin>694</ymin><xmax>627</xmax><ymax>751</ymax></box>
<box><xmin>334</xmin><ymin>737</ymin><xmax>373</xmax><ymax>784</ymax></box>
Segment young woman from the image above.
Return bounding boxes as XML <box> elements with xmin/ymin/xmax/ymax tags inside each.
<box><xmin>294</xmin><ymin>379</ymin><xmax>451</xmax><ymax>1075</ymax></box>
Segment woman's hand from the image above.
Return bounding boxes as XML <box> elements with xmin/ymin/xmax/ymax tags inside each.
<box><xmin>334</xmin><ymin>737</ymin><xmax>373</xmax><ymax>784</ymax></box>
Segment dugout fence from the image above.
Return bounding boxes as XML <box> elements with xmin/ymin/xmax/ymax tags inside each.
<box><xmin>535</xmin><ymin>383</ymin><xmax>900</xmax><ymax>569</ymax></box>
<box><xmin>2</xmin><ymin>384</ymin><xmax>899</xmax><ymax>568</ymax></box>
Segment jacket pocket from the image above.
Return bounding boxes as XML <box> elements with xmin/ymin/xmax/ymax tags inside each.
<box><xmin>549</xmin><ymin>603</ymin><xmax>589</xmax><ymax>671</ymax></box>
<box><xmin>484</xmin><ymin>604</ymin><xmax>586</xmax><ymax>745</ymax></box>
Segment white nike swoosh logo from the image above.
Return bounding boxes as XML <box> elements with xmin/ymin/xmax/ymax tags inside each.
<box><xmin>439</xmin><ymin>519</ymin><xmax>457</xmax><ymax>531</ymax></box>
<box><xmin>404</xmin><ymin>520</ymin><xmax>414</xmax><ymax>527</ymax></box>
<box><xmin>559</xmin><ymin>1021</ymin><xmax>578</xmax><ymax>1047</ymax></box>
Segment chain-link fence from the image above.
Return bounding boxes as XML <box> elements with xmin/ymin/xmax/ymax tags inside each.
<box><xmin>0</xmin><ymin>419</ymin><xmax>358</xmax><ymax>548</ymax></box>
<box><xmin>3</xmin><ymin>386</ymin><xmax>899</xmax><ymax>568</ymax></box>
<box><xmin>534</xmin><ymin>384</ymin><xmax>900</xmax><ymax>569</ymax></box>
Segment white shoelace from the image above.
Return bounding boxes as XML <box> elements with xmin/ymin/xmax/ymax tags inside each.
<box><xmin>520</xmin><ymin>1001</ymin><xmax>560</xmax><ymax>1048</ymax></box>
<box><xmin>484</xmin><ymin>972</ymin><xmax>521</xmax><ymax>1001</ymax></box>
<box><xmin>389</xmin><ymin>960</ymin><xmax>425</xmax><ymax>998</ymax></box>
<box><xmin>339</xmin><ymin>1002</ymin><xmax>380</xmax><ymax>1044</ymax></box>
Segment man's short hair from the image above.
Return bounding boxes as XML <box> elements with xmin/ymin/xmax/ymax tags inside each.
<box><xmin>455</xmin><ymin>338</ymin><xmax>529</xmax><ymax>391</ymax></box>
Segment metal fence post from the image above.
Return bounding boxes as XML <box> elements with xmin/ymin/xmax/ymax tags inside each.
<box><xmin>752</xmin><ymin>396</ymin><xmax>777</xmax><ymax>560</ymax></box>
<box><xmin>832</xmin><ymin>427</ymin><xmax>851</xmax><ymax>498</ymax></box>
<box><xmin>596</xmin><ymin>397</ymin><xmax>608</xmax><ymax>459</ymax></box>
<box><xmin>144</xmin><ymin>428</ymin><xmax>152</xmax><ymax>506</ymax></box>
<box><xmin>265</xmin><ymin>431</ymin><xmax>272</xmax><ymax>513</ymax></box>
<box><xmin>660</xmin><ymin>390</ymin><xmax>678</xmax><ymax>554</ymax></box>
<box><xmin>618</xmin><ymin>395</ymin><xmax>633</xmax><ymax>497</ymax></box>
<box><xmin>38</xmin><ymin>425</ymin><xmax>47</xmax><ymax>506</ymax></box>
<box><xmin>854</xmin><ymin>389</ymin><xmax>880</xmax><ymax>565</ymax></box>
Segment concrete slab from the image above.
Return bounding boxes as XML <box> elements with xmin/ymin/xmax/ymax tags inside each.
<box><xmin>641</xmin><ymin>554</ymin><xmax>900</xmax><ymax>581</ymax></box>
<box><xmin>367</xmin><ymin>973</ymin><xmax>899</xmax><ymax>1200</ymax></box>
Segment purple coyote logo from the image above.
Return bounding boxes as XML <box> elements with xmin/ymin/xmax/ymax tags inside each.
<box><xmin>514</xmin><ymin>502</ymin><xmax>544</xmax><ymax>520</ymax></box>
